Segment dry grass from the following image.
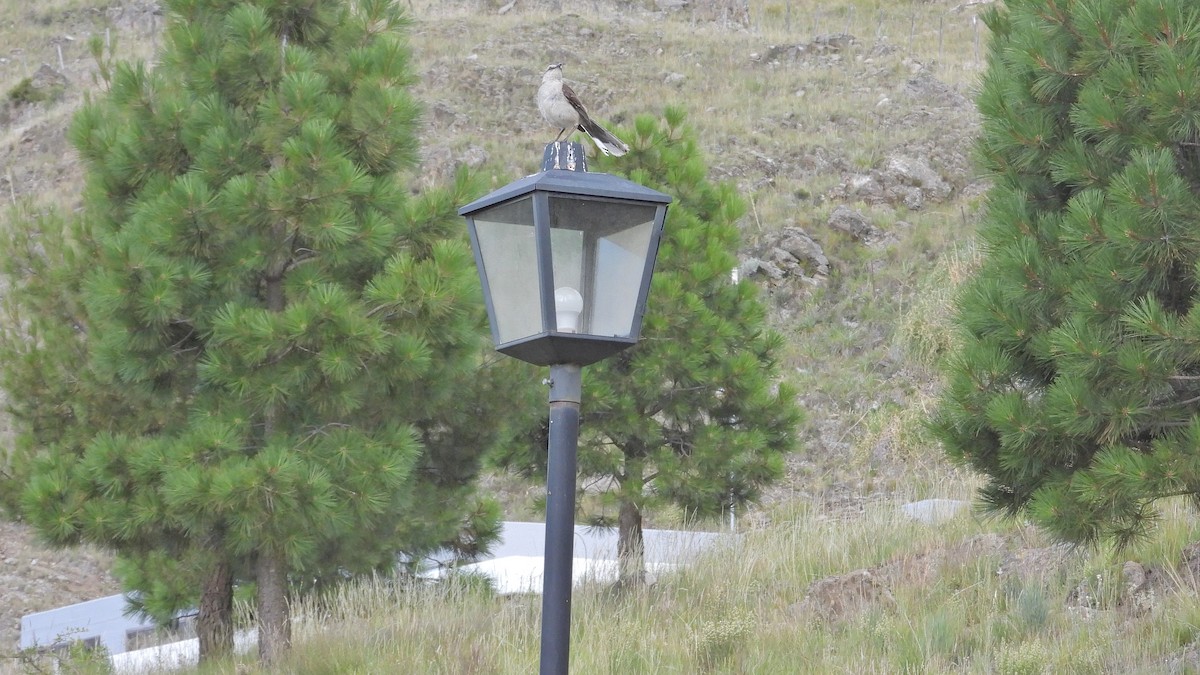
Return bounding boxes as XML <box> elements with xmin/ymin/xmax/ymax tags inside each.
<box><xmin>405</xmin><ymin>0</ymin><xmax>989</xmax><ymax>212</ymax></box>
<box><xmin>162</xmin><ymin>491</ymin><xmax>1200</xmax><ymax>674</ymax></box>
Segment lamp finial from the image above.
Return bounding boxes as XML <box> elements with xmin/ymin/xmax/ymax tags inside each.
<box><xmin>542</xmin><ymin>141</ymin><xmax>588</xmax><ymax>172</ymax></box>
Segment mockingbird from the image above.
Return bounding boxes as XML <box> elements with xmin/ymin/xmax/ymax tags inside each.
<box><xmin>538</xmin><ymin>63</ymin><xmax>629</xmax><ymax>157</ymax></box>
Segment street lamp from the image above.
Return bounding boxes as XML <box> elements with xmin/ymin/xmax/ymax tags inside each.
<box><xmin>459</xmin><ymin>142</ymin><xmax>670</xmax><ymax>674</ymax></box>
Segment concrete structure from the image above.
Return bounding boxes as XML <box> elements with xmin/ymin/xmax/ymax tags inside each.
<box><xmin>108</xmin><ymin>629</ymin><xmax>257</xmax><ymax>674</ymax></box>
<box><xmin>19</xmin><ymin>593</ymin><xmax>158</xmax><ymax>656</ymax></box>
<box><xmin>421</xmin><ymin>521</ymin><xmax>723</xmax><ymax>593</ymax></box>
<box><xmin>900</xmin><ymin>498</ymin><xmax>970</xmax><ymax>525</ymax></box>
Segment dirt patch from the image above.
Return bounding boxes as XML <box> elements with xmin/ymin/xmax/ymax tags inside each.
<box><xmin>0</xmin><ymin>521</ymin><xmax>121</xmax><ymax>658</ymax></box>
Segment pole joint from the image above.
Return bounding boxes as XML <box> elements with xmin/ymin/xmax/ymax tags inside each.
<box><xmin>548</xmin><ymin>363</ymin><xmax>582</xmax><ymax>405</ymax></box>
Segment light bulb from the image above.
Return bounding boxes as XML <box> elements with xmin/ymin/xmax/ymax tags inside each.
<box><xmin>554</xmin><ymin>286</ymin><xmax>584</xmax><ymax>333</ymax></box>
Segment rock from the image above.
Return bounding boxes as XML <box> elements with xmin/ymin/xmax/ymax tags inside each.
<box><xmin>757</xmin><ymin>44</ymin><xmax>794</xmax><ymax>63</ymax></box>
<box><xmin>664</xmin><ymin>72</ymin><xmax>686</xmax><ymax>86</ymax></box>
<box><xmin>827</xmin><ymin>205</ymin><xmax>882</xmax><ymax>242</ymax></box>
<box><xmin>753</xmin><ymin>34</ymin><xmax>857</xmax><ymax>66</ymax></box>
<box><xmin>791</xmin><ymin>568</ymin><xmax>895</xmax><ymax>624</ymax></box>
<box><xmin>766</xmin><ymin>247</ymin><xmax>799</xmax><ymax>270</ymax></box>
<box><xmin>811</xmin><ymin>33</ymin><xmax>856</xmax><ymax>52</ymax></box>
<box><xmin>1123</xmin><ymin>560</ymin><xmax>1147</xmax><ymax>595</ymax></box>
<box><xmin>889</xmin><ymin>184</ymin><xmax>924</xmax><ymax>211</ymax></box>
<box><xmin>30</xmin><ymin>64</ymin><xmax>68</xmax><ymax>92</ymax></box>
<box><xmin>884</xmin><ymin>155</ymin><xmax>951</xmax><ymax>202</ymax></box>
<box><xmin>997</xmin><ymin>544</ymin><xmax>1076</xmax><ymax>585</ymax></box>
<box><xmin>833</xmin><ymin>153</ymin><xmax>953</xmax><ymax>209</ymax></box>
<box><xmin>903</xmin><ymin>72</ymin><xmax>969</xmax><ymax>109</ymax></box>
<box><xmin>741</xmin><ymin>226</ymin><xmax>828</xmax><ymax>291</ymax></box>
<box><xmin>427</xmin><ymin>102</ymin><xmax>462</xmax><ymax>127</ymax></box>
<box><xmin>739</xmin><ymin>257</ymin><xmax>786</xmax><ymax>282</ymax></box>
<box><xmin>900</xmin><ymin>498</ymin><xmax>969</xmax><ymax>525</ymax></box>
<box><xmin>1065</xmin><ymin>561</ymin><xmax>1163</xmax><ymax>614</ymax></box>
<box><xmin>842</xmin><ymin>174</ymin><xmax>884</xmax><ymax>203</ymax></box>
<box><xmin>459</xmin><ymin>145</ymin><xmax>489</xmax><ymax>170</ymax></box>
<box><xmin>1121</xmin><ymin>560</ymin><xmax>1156</xmax><ymax>615</ymax></box>
<box><xmin>776</xmin><ymin>228</ymin><xmax>830</xmax><ymax>277</ymax></box>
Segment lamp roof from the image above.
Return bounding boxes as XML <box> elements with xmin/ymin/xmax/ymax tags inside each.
<box><xmin>458</xmin><ymin>169</ymin><xmax>672</xmax><ymax>216</ymax></box>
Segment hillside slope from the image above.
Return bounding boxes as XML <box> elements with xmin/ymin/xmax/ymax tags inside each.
<box><xmin>0</xmin><ymin>0</ymin><xmax>989</xmax><ymax>659</ymax></box>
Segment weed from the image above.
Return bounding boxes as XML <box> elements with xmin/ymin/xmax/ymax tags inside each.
<box><xmin>6</xmin><ymin>76</ymin><xmax>63</xmax><ymax>106</ymax></box>
<box><xmin>1013</xmin><ymin>587</ymin><xmax>1050</xmax><ymax>633</ymax></box>
<box><xmin>694</xmin><ymin>611</ymin><xmax>755</xmax><ymax>671</ymax></box>
<box><xmin>996</xmin><ymin>639</ymin><xmax>1050</xmax><ymax>675</ymax></box>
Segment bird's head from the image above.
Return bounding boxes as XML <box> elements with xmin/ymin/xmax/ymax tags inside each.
<box><xmin>545</xmin><ymin>63</ymin><xmax>564</xmax><ymax>73</ymax></box>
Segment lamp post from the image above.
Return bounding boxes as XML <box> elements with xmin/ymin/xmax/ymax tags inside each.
<box><xmin>460</xmin><ymin>142</ymin><xmax>670</xmax><ymax>674</ymax></box>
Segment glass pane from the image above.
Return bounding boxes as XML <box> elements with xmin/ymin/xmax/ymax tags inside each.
<box><xmin>472</xmin><ymin>197</ymin><xmax>543</xmax><ymax>343</ymax></box>
<box><xmin>550</xmin><ymin>228</ymin><xmax>584</xmax><ymax>332</ymax></box>
<box><xmin>547</xmin><ymin>195</ymin><xmax>657</xmax><ymax>337</ymax></box>
<box><xmin>592</xmin><ymin>220</ymin><xmax>654</xmax><ymax>336</ymax></box>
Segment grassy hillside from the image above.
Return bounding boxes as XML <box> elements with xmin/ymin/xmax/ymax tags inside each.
<box><xmin>248</xmin><ymin>498</ymin><xmax>1200</xmax><ymax>673</ymax></box>
<box><xmin>6</xmin><ymin>0</ymin><xmax>1200</xmax><ymax>673</ymax></box>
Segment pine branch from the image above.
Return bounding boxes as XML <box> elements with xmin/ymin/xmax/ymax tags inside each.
<box><xmin>1145</xmin><ymin>393</ymin><xmax>1200</xmax><ymax>411</ymax></box>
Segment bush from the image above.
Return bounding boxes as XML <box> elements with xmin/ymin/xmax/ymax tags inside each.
<box><xmin>6</xmin><ymin>75</ymin><xmax>63</xmax><ymax>106</ymax></box>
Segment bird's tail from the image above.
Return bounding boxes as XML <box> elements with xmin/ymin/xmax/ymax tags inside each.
<box><xmin>578</xmin><ymin>117</ymin><xmax>629</xmax><ymax>157</ymax></box>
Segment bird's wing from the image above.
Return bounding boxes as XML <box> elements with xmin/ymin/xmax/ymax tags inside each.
<box><xmin>561</xmin><ymin>82</ymin><xmax>590</xmax><ymax>118</ymax></box>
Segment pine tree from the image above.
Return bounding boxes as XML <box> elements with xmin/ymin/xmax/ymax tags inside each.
<box><xmin>0</xmin><ymin>206</ymin><xmax>154</xmax><ymax>516</ymax></box>
<box><xmin>5</xmin><ymin>0</ymin><xmax>520</xmax><ymax>664</ymax></box>
<box><xmin>932</xmin><ymin>0</ymin><xmax>1200</xmax><ymax>548</ymax></box>
<box><xmin>499</xmin><ymin>109</ymin><xmax>801</xmax><ymax>587</ymax></box>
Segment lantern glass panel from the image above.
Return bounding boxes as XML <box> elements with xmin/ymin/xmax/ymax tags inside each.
<box><xmin>592</xmin><ymin>220</ymin><xmax>655</xmax><ymax>336</ymax></box>
<box><xmin>472</xmin><ymin>196</ymin><xmax>541</xmax><ymax>344</ymax></box>
<box><xmin>547</xmin><ymin>196</ymin><xmax>658</xmax><ymax>338</ymax></box>
<box><xmin>549</xmin><ymin>227</ymin><xmax>584</xmax><ymax>332</ymax></box>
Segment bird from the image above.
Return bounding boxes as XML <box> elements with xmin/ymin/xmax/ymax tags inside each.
<box><xmin>537</xmin><ymin>63</ymin><xmax>629</xmax><ymax>157</ymax></box>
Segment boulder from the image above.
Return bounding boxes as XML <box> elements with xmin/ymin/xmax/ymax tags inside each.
<box><xmin>827</xmin><ymin>205</ymin><xmax>883</xmax><ymax>243</ymax></box>
<box><xmin>885</xmin><ymin>154</ymin><xmax>951</xmax><ymax>202</ymax></box>
<box><xmin>834</xmin><ymin>153</ymin><xmax>952</xmax><ymax>209</ymax></box>
<box><xmin>741</xmin><ymin>226</ymin><xmax>828</xmax><ymax>286</ymax></box>
<box><xmin>790</xmin><ymin>568</ymin><xmax>895</xmax><ymax>624</ymax></box>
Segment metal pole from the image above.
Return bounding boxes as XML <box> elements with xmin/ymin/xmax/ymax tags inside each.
<box><xmin>540</xmin><ymin>363</ymin><xmax>582</xmax><ymax>675</ymax></box>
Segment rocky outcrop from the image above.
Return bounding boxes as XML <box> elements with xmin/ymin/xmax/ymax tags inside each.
<box><xmin>740</xmin><ymin>226</ymin><xmax>829</xmax><ymax>289</ymax></box>
<box><xmin>832</xmin><ymin>153</ymin><xmax>952</xmax><ymax>210</ymax></box>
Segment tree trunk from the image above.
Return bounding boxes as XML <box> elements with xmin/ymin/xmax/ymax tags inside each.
<box><xmin>256</xmin><ymin>261</ymin><xmax>291</xmax><ymax>665</ymax></box>
<box><xmin>197</xmin><ymin>558</ymin><xmax>234</xmax><ymax>663</ymax></box>
<box><xmin>617</xmin><ymin>499</ymin><xmax>646</xmax><ymax>589</ymax></box>
<box><xmin>256</xmin><ymin>549</ymin><xmax>290</xmax><ymax>665</ymax></box>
